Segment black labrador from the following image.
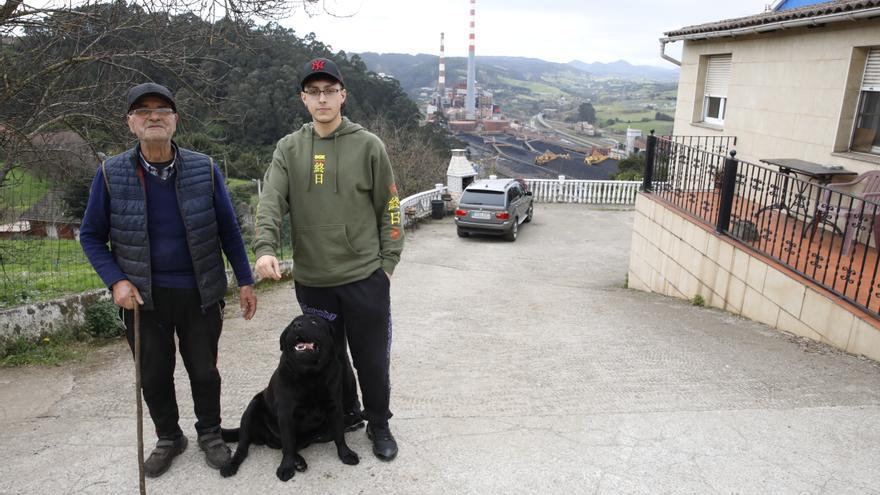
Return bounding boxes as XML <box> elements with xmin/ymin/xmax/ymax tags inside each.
<box><xmin>220</xmin><ymin>314</ymin><xmax>359</xmax><ymax>481</ymax></box>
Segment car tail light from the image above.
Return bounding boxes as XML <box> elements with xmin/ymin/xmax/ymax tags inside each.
<box><xmin>454</xmin><ymin>209</ymin><xmax>467</xmax><ymax>217</ymax></box>
<box><xmin>495</xmin><ymin>211</ymin><xmax>510</xmax><ymax>220</ymax></box>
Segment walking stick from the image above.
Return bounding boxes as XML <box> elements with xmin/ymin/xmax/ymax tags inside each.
<box><xmin>133</xmin><ymin>297</ymin><xmax>147</xmax><ymax>495</ymax></box>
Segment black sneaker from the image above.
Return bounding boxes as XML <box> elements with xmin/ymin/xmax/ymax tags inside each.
<box><xmin>366</xmin><ymin>423</ymin><xmax>398</xmax><ymax>462</ymax></box>
<box><xmin>144</xmin><ymin>435</ymin><xmax>188</xmax><ymax>478</ymax></box>
<box><xmin>345</xmin><ymin>410</ymin><xmax>365</xmax><ymax>432</ymax></box>
<box><xmin>198</xmin><ymin>431</ymin><xmax>231</xmax><ymax>469</ymax></box>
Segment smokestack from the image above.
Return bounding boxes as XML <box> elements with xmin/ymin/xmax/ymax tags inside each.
<box><xmin>438</xmin><ymin>32</ymin><xmax>445</xmax><ymax>98</ymax></box>
<box><xmin>465</xmin><ymin>0</ymin><xmax>476</xmax><ymax>120</ymax></box>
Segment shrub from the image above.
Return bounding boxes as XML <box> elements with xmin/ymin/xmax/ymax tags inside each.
<box><xmin>691</xmin><ymin>295</ymin><xmax>705</xmax><ymax>307</ymax></box>
<box><xmin>84</xmin><ymin>300</ymin><xmax>123</xmax><ymax>338</ymax></box>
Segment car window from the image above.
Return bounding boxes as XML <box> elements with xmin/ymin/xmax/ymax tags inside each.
<box><xmin>461</xmin><ymin>189</ymin><xmax>505</xmax><ymax>206</ymax></box>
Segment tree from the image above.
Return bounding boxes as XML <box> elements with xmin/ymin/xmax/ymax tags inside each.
<box><xmin>577</xmin><ymin>102</ymin><xmax>596</xmax><ymax>124</ymax></box>
<box><xmin>612</xmin><ymin>153</ymin><xmax>646</xmax><ymax>181</ymax></box>
<box><xmin>0</xmin><ymin>0</ymin><xmax>330</xmax><ymax>187</ymax></box>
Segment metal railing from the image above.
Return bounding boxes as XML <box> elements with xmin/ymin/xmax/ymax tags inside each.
<box><xmin>401</xmin><ymin>185</ymin><xmax>448</xmax><ymax>227</ymax></box>
<box><xmin>642</xmin><ymin>133</ymin><xmax>880</xmax><ymax>317</ymax></box>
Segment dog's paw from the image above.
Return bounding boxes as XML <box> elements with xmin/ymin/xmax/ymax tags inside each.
<box><xmin>339</xmin><ymin>448</ymin><xmax>359</xmax><ymax>466</ymax></box>
<box><xmin>219</xmin><ymin>462</ymin><xmax>238</xmax><ymax>478</ymax></box>
<box><xmin>276</xmin><ymin>464</ymin><xmax>296</xmax><ymax>482</ymax></box>
<box><xmin>294</xmin><ymin>453</ymin><xmax>308</xmax><ymax>472</ymax></box>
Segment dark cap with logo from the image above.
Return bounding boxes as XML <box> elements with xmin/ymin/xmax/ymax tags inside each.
<box><xmin>300</xmin><ymin>58</ymin><xmax>344</xmax><ymax>90</ymax></box>
<box><xmin>126</xmin><ymin>83</ymin><xmax>177</xmax><ymax>114</ymax></box>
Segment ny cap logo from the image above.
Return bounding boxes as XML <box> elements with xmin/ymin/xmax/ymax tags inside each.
<box><xmin>311</xmin><ymin>60</ymin><xmax>325</xmax><ymax>71</ymax></box>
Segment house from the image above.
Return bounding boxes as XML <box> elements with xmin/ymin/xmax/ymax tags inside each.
<box><xmin>19</xmin><ymin>190</ymin><xmax>80</xmax><ymax>239</ymax></box>
<box><xmin>627</xmin><ymin>0</ymin><xmax>880</xmax><ymax>362</ymax></box>
<box><xmin>660</xmin><ymin>0</ymin><xmax>880</xmax><ymax>171</ymax></box>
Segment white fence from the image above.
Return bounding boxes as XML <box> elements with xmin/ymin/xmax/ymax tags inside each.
<box><xmin>401</xmin><ymin>185</ymin><xmax>447</xmax><ymax>227</ymax></box>
<box><xmin>523</xmin><ymin>178</ymin><xmax>640</xmax><ymax>205</ymax></box>
<box><xmin>401</xmin><ymin>179</ymin><xmax>639</xmax><ymax>227</ymax></box>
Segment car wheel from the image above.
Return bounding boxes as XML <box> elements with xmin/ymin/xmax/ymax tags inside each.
<box><xmin>524</xmin><ymin>205</ymin><xmax>534</xmax><ymax>223</ymax></box>
<box><xmin>504</xmin><ymin>218</ymin><xmax>518</xmax><ymax>242</ymax></box>
<box><xmin>457</xmin><ymin>228</ymin><xmax>469</xmax><ymax>238</ymax></box>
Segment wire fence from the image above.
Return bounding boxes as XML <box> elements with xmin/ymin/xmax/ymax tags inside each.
<box><xmin>0</xmin><ymin>171</ymin><xmax>277</xmax><ymax>309</ymax></box>
<box><xmin>0</xmin><ymin>168</ymin><xmax>102</xmax><ymax>308</ymax></box>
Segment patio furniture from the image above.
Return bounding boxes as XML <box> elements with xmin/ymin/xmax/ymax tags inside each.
<box><xmin>806</xmin><ymin>170</ymin><xmax>880</xmax><ymax>256</ymax></box>
<box><xmin>755</xmin><ymin>158</ymin><xmax>856</xmax><ymax>218</ymax></box>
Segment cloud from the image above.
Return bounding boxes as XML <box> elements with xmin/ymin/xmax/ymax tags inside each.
<box><xmin>284</xmin><ymin>0</ymin><xmax>770</xmax><ymax>66</ymax></box>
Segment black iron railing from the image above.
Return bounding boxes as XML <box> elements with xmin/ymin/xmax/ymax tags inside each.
<box><xmin>643</xmin><ymin>133</ymin><xmax>880</xmax><ymax>317</ymax></box>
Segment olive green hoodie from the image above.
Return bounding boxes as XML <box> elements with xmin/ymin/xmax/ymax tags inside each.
<box><xmin>253</xmin><ymin>117</ymin><xmax>404</xmax><ymax>287</ymax></box>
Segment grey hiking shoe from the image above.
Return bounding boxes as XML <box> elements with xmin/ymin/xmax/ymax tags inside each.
<box><xmin>198</xmin><ymin>431</ymin><xmax>231</xmax><ymax>469</ymax></box>
<box><xmin>144</xmin><ymin>435</ymin><xmax>188</xmax><ymax>478</ymax></box>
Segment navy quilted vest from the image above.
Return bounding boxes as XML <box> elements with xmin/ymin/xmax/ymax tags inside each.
<box><xmin>103</xmin><ymin>146</ymin><xmax>227</xmax><ymax>310</ymax></box>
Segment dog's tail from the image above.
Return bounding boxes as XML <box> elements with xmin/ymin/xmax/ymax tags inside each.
<box><xmin>221</xmin><ymin>427</ymin><xmax>239</xmax><ymax>443</ymax></box>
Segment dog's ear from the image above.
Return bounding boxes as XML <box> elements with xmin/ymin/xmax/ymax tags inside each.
<box><xmin>280</xmin><ymin>326</ymin><xmax>289</xmax><ymax>352</ymax></box>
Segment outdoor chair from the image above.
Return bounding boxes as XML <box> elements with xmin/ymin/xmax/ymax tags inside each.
<box><xmin>807</xmin><ymin>170</ymin><xmax>880</xmax><ymax>256</ymax></box>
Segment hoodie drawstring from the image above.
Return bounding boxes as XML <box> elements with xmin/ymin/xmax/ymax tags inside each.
<box><xmin>307</xmin><ymin>130</ymin><xmax>315</xmax><ymax>192</ymax></box>
<box><xmin>333</xmin><ymin>133</ymin><xmax>339</xmax><ymax>193</ymax></box>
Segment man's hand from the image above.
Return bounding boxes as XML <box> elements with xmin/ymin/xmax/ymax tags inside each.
<box><xmin>239</xmin><ymin>285</ymin><xmax>257</xmax><ymax>320</ymax></box>
<box><xmin>112</xmin><ymin>280</ymin><xmax>143</xmax><ymax>309</ymax></box>
<box><xmin>255</xmin><ymin>255</ymin><xmax>282</xmax><ymax>281</ymax></box>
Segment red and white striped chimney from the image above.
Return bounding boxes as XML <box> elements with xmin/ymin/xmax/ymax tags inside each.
<box><xmin>438</xmin><ymin>32</ymin><xmax>446</xmax><ymax>96</ymax></box>
<box><xmin>465</xmin><ymin>0</ymin><xmax>476</xmax><ymax>120</ymax></box>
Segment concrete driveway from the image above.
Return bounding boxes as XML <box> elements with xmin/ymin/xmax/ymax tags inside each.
<box><xmin>2</xmin><ymin>204</ymin><xmax>879</xmax><ymax>494</ymax></box>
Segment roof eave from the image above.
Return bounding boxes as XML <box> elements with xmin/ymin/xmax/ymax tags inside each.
<box><xmin>661</xmin><ymin>5</ymin><xmax>880</xmax><ymax>42</ymax></box>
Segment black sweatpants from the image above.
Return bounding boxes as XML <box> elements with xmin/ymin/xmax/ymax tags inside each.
<box><xmin>122</xmin><ymin>287</ymin><xmax>224</xmax><ymax>440</ymax></box>
<box><xmin>295</xmin><ymin>268</ymin><xmax>393</xmax><ymax>426</ymax></box>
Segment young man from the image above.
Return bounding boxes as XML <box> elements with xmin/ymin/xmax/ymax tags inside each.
<box><xmin>80</xmin><ymin>83</ymin><xmax>257</xmax><ymax>477</ymax></box>
<box><xmin>253</xmin><ymin>58</ymin><xmax>403</xmax><ymax>461</ymax></box>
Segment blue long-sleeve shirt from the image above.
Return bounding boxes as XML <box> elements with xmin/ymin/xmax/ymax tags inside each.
<box><xmin>79</xmin><ymin>162</ymin><xmax>254</xmax><ymax>290</ymax></box>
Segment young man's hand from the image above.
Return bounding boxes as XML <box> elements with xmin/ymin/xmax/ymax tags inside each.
<box><xmin>239</xmin><ymin>285</ymin><xmax>257</xmax><ymax>320</ymax></box>
<box><xmin>112</xmin><ymin>280</ymin><xmax>143</xmax><ymax>309</ymax></box>
<box><xmin>255</xmin><ymin>255</ymin><xmax>282</xmax><ymax>280</ymax></box>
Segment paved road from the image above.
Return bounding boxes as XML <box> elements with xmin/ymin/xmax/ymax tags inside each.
<box><xmin>2</xmin><ymin>204</ymin><xmax>880</xmax><ymax>494</ymax></box>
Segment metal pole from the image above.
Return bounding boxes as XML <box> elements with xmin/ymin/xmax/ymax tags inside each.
<box><xmin>642</xmin><ymin>130</ymin><xmax>656</xmax><ymax>192</ymax></box>
<box><xmin>716</xmin><ymin>150</ymin><xmax>738</xmax><ymax>234</ymax></box>
<box><xmin>133</xmin><ymin>298</ymin><xmax>146</xmax><ymax>495</ymax></box>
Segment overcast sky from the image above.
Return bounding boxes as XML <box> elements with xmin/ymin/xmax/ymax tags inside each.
<box><xmin>284</xmin><ymin>0</ymin><xmax>772</xmax><ymax>67</ymax></box>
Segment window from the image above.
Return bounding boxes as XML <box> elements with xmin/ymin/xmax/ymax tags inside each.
<box><xmin>460</xmin><ymin>189</ymin><xmax>505</xmax><ymax>206</ymax></box>
<box><xmin>703</xmin><ymin>54</ymin><xmax>731</xmax><ymax>126</ymax></box>
<box><xmin>852</xmin><ymin>48</ymin><xmax>880</xmax><ymax>154</ymax></box>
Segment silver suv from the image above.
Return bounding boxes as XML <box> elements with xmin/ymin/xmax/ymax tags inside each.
<box><xmin>454</xmin><ymin>178</ymin><xmax>534</xmax><ymax>241</ymax></box>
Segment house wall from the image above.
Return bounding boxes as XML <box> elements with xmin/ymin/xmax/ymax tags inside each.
<box><xmin>628</xmin><ymin>193</ymin><xmax>880</xmax><ymax>362</ymax></box>
<box><xmin>673</xmin><ymin>18</ymin><xmax>880</xmax><ymax>173</ymax></box>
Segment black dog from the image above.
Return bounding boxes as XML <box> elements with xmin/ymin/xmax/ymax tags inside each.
<box><xmin>220</xmin><ymin>315</ymin><xmax>359</xmax><ymax>481</ymax></box>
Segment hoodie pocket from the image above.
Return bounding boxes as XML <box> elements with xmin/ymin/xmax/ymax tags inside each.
<box><xmin>293</xmin><ymin>224</ymin><xmax>364</xmax><ymax>269</ymax></box>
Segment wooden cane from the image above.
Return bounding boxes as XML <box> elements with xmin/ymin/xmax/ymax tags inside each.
<box><xmin>133</xmin><ymin>297</ymin><xmax>146</xmax><ymax>495</ymax></box>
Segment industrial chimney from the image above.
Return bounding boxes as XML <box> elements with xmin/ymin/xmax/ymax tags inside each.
<box><xmin>438</xmin><ymin>32</ymin><xmax>446</xmax><ymax>101</ymax></box>
<box><xmin>465</xmin><ymin>0</ymin><xmax>476</xmax><ymax>120</ymax></box>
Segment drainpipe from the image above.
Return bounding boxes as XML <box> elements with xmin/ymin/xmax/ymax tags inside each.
<box><xmin>660</xmin><ymin>39</ymin><xmax>681</xmax><ymax>67</ymax></box>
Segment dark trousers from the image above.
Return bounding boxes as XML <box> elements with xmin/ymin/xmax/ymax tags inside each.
<box><xmin>295</xmin><ymin>268</ymin><xmax>393</xmax><ymax>426</ymax></box>
<box><xmin>123</xmin><ymin>287</ymin><xmax>224</xmax><ymax>440</ymax></box>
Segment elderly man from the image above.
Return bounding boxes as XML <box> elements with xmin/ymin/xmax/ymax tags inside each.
<box><xmin>80</xmin><ymin>82</ymin><xmax>257</xmax><ymax>477</ymax></box>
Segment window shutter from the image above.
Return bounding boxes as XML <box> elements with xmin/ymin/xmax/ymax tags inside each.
<box><xmin>862</xmin><ymin>48</ymin><xmax>880</xmax><ymax>91</ymax></box>
<box><xmin>705</xmin><ymin>54</ymin><xmax>732</xmax><ymax>97</ymax></box>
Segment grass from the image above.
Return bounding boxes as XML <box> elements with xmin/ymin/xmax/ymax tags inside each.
<box><xmin>0</xmin><ymin>331</ymin><xmax>95</xmax><ymax>367</ymax></box>
<box><xmin>0</xmin><ymin>238</ymin><xmax>104</xmax><ymax>308</ymax></box>
<box><xmin>497</xmin><ymin>76</ymin><xmax>565</xmax><ymax>98</ymax></box>
<box><xmin>0</xmin><ymin>167</ymin><xmax>50</xmax><ymax>220</ymax></box>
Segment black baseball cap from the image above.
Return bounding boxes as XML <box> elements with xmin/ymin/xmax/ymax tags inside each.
<box><xmin>126</xmin><ymin>83</ymin><xmax>177</xmax><ymax>114</ymax></box>
<box><xmin>300</xmin><ymin>58</ymin><xmax>344</xmax><ymax>90</ymax></box>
